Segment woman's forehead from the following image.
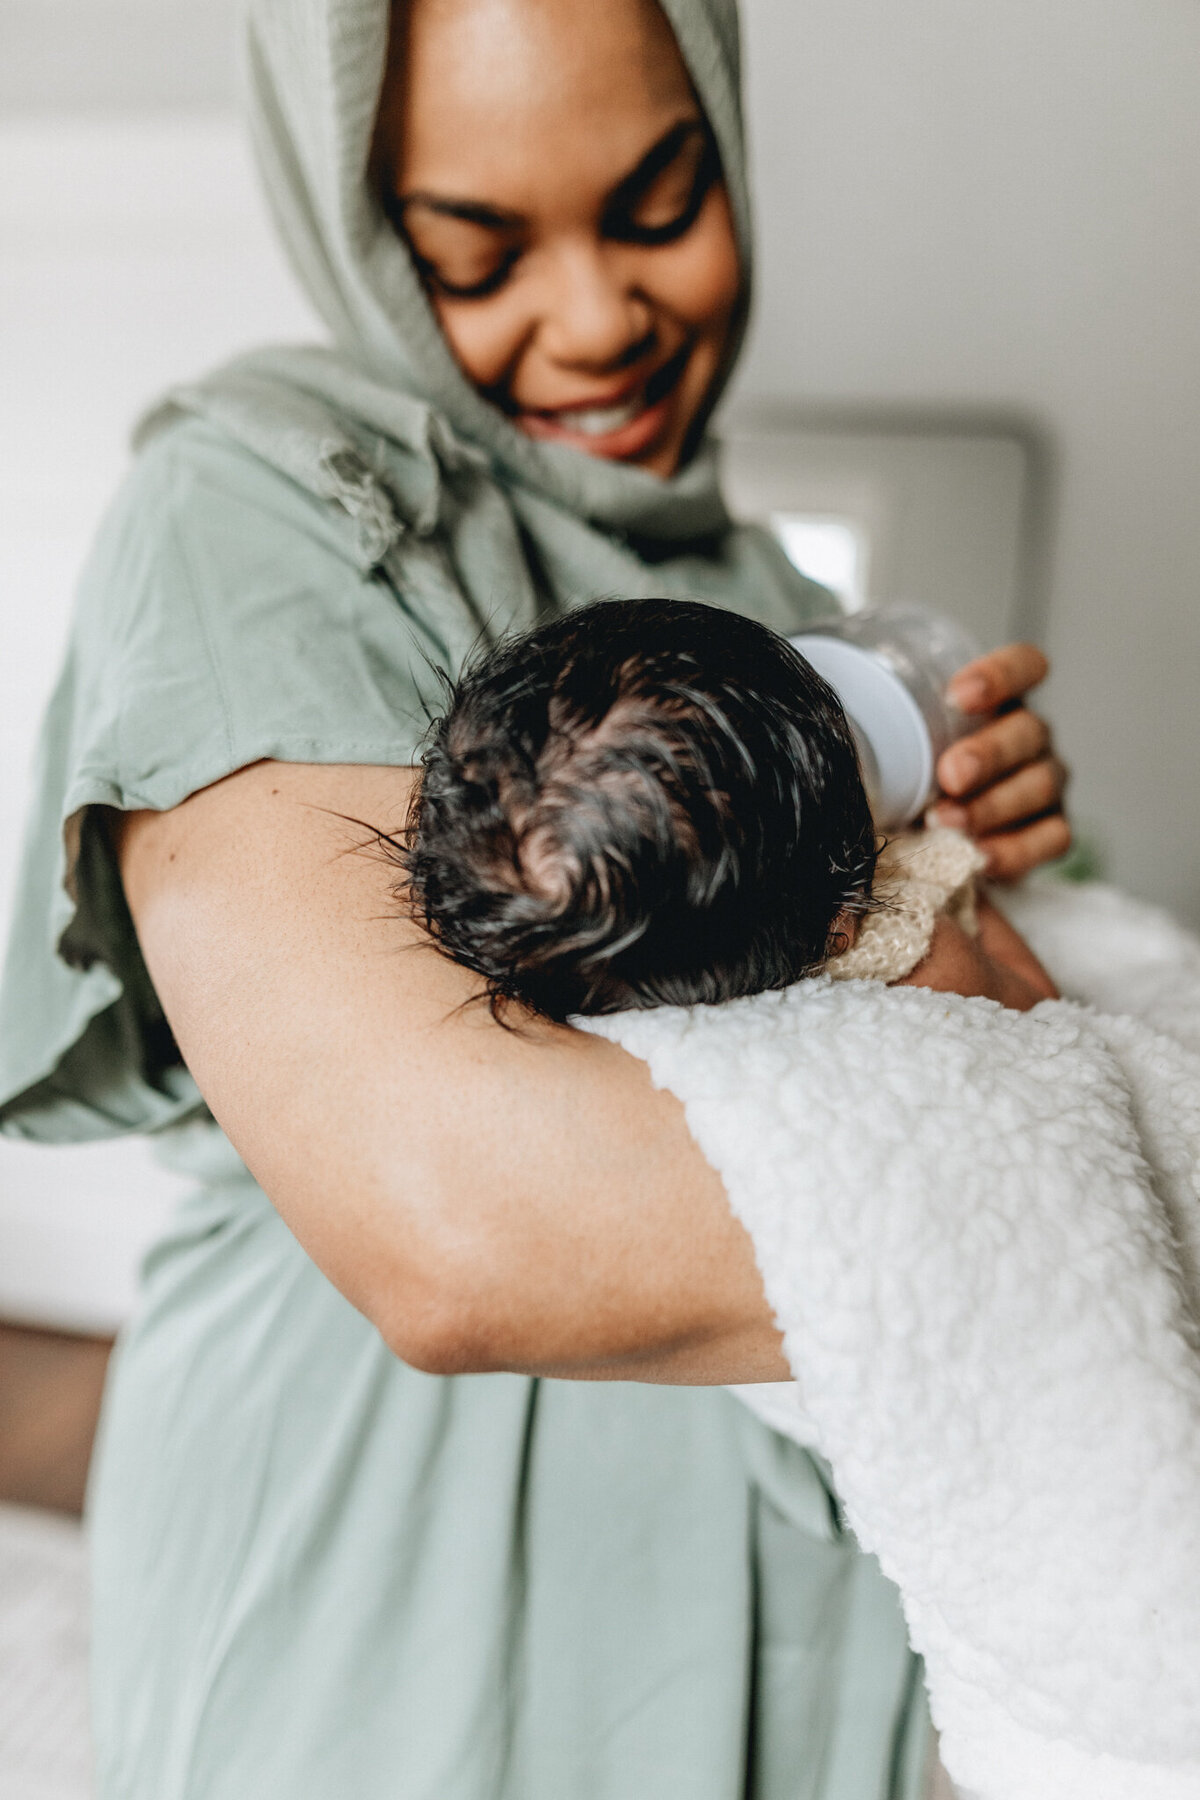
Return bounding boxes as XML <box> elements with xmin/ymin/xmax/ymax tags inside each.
<box><xmin>387</xmin><ymin>0</ymin><xmax>699</xmax><ymax>181</ymax></box>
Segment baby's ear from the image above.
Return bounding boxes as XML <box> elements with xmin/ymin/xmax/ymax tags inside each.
<box><xmin>826</xmin><ymin>908</ymin><xmax>861</xmax><ymax>958</ymax></box>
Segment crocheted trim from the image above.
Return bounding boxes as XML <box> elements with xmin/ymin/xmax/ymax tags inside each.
<box><xmin>827</xmin><ymin>827</ymin><xmax>987</xmax><ymax>984</ymax></box>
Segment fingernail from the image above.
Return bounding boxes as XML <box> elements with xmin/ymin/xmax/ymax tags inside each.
<box><xmin>930</xmin><ymin>802</ymin><xmax>969</xmax><ymax>829</ymax></box>
<box><xmin>949</xmin><ymin>675</ymin><xmax>988</xmax><ymax>710</ymax></box>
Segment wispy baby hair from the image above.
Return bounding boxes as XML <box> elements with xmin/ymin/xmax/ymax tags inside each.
<box><xmin>403</xmin><ymin>597</ymin><xmax>877</xmax><ymax>1020</ymax></box>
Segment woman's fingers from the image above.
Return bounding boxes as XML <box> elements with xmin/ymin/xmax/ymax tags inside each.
<box><xmin>933</xmin><ymin>754</ymin><xmax>1069</xmax><ymax>836</ymax></box>
<box><xmin>934</xmin><ymin>641</ymin><xmax>1068</xmax><ymax>881</ymax></box>
<box><xmin>975</xmin><ymin>812</ymin><xmax>1073</xmax><ymax>882</ymax></box>
<box><xmin>936</xmin><ymin>707</ymin><xmax>1052</xmax><ymax>798</ymax></box>
<box><xmin>947</xmin><ymin>642</ymin><xmax>1049</xmax><ymax>714</ymax></box>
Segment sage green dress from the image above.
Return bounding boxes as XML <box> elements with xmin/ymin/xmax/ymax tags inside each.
<box><xmin>0</xmin><ymin>1</ymin><xmax>934</xmax><ymax>1793</ymax></box>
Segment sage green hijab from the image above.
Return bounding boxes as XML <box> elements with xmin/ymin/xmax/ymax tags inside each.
<box><xmin>138</xmin><ymin>0</ymin><xmax>834</xmax><ymax>636</ymax></box>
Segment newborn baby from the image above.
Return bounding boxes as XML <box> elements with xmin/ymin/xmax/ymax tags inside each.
<box><xmin>402</xmin><ymin>594</ymin><xmax>986</xmax><ymax>1015</ymax></box>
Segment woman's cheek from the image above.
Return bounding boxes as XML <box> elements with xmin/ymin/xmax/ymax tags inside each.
<box><xmin>430</xmin><ymin>295</ymin><xmax>528</xmax><ymax>394</ymax></box>
<box><xmin>659</xmin><ymin>194</ymin><xmax>741</xmax><ymax>337</ymax></box>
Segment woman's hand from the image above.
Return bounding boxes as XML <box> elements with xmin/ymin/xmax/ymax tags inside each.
<box><xmin>929</xmin><ymin>643</ymin><xmax>1071</xmax><ymax>881</ymax></box>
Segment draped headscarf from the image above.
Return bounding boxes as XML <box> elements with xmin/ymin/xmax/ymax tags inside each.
<box><xmin>137</xmin><ymin>0</ymin><xmax>834</xmax><ymax>645</ymax></box>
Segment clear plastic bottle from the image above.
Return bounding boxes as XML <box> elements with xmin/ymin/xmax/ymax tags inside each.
<box><xmin>790</xmin><ymin>607</ymin><xmax>985</xmax><ymax>830</ymax></box>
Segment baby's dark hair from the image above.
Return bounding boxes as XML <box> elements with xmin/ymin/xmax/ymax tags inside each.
<box><xmin>402</xmin><ymin>597</ymin><xmax>877</xmax><ymax>1020</ymax></box>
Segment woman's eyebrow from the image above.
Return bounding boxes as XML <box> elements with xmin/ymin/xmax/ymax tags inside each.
<box><xmin>395</xmin><ymin>194</ymin><xmax>525</xmax><ymax>232</ymax></box>
<box><xmin>605</xmin><ymin>117</ymin><xmax>708</xmax><ymax>216</ymax></box>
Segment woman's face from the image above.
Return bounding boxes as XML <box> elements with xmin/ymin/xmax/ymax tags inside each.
<box><xmin>373</xmin><ymin>0</ymin><xmax>742</xmax><ymax>477</ymax></box>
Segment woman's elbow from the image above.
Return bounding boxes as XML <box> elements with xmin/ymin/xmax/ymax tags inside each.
<box><xmin>379</xmin><ymin>1296</ymin><xmax>506</xmax><ymax>1377</ymax></box>
<box><xmin>365</xmin><ymin>1221</ymin><xmax>516</xmax><ymax>1377</ymax></box>
<box><xmin>258</xmin><ymin>1151</ymin><xmax>519</xmax><ymax>1374</ymax></box>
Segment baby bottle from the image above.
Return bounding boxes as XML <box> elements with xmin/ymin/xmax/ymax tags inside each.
<box><xmin>790</xmin><ymin>608</ymin><xmax>984</xmax><ymax>831</ymax></box>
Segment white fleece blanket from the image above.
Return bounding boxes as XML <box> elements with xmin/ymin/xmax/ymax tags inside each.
<box><xmin>583</xmin><ymin>879</ymin><xmax>1200</xmax><ymax>1800</ymax></box>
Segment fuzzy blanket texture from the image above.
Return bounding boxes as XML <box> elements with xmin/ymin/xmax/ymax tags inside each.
<box><xmin>584</xmin><ymin>878</ymin><xmax>1200</xmax><ymax>1800</ymax></box>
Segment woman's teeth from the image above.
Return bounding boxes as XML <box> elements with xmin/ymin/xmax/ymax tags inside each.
<box><xmin>552</xmin><ymin>395</ymin><xmax>645</xmax><ymax>436</ymax></box>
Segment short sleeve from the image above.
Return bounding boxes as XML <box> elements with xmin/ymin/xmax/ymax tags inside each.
<box><xmin>0</xmin><ymin>419</ymin><xmax>464</xmax><ymax>1142</ymax></box>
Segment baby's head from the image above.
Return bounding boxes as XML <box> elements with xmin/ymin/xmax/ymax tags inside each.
<box><xmin>404</xmin><ymin>597</ymin><xmax>876</xmax><ymax>1019</ymax></box>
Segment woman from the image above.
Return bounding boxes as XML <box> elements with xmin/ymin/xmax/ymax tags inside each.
<box><xmin>0</xmin><ymin>0</ymin><xmax>1068</xmax><ymax>1794</ymax></box>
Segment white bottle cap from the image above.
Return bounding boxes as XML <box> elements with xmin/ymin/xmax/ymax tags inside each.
<box><xmin>793</xmin><ymin>634</ymin><xmax>934</xmax><ymax>830</ymax></box>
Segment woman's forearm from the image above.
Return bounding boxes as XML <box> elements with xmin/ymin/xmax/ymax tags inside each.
<box><xmin>115</xmin><ymin>760</ymin><xmax>791</xmax><ymax>1384</ymax></box>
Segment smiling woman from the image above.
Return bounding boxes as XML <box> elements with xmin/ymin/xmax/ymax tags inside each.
<box><xmin>373</xmin><ymin>0</ymin><xmax>741</xmax><ymax>470</ymax></box>
<box><xmin>0</xmin><ymin>1</ymin><xmax>1059</xmax><ymax>1796</ymax></box>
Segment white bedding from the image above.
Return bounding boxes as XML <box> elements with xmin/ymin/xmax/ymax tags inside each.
<box><xmin>584</xmin><ymin>878</ymin><xmax>1200</xmax><ymax>1800</ymax></box>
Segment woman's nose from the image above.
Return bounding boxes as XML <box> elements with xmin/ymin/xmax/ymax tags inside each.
<box><xmin>535</xmin><ymin>241</ymin><xmax>655</xmax><ymax>371</ymax></box>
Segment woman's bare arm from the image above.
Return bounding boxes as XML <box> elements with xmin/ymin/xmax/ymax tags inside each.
<box><xmin>115</xmin><ymin>760</ymin><xmax>791</xmax><ymax>1384</ymax></box>
<box><xmin>116</xmin><ymin>761</ymin><xmax>1056</xmax><ymax>1385</ymax></box>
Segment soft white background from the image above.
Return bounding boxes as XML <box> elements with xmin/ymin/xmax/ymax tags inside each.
<box><xmin>2</xmin><ymin>0</ymin><xmax>1199</xmax><ymax>1327</ymax></box>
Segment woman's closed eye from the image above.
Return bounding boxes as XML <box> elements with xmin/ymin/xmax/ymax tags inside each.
<box><xmin>392</xmin><ymin>198</ymin><xmax>526</xmax><ymax>300</ymax></box>
<box><xmin>601</xmin><ymin>119</ymin><xmax>721</xmax><ymax>247</ymax></box>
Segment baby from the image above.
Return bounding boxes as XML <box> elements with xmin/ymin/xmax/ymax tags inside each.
<box><xmin>401</xmin><ymin>595</ymin><xmax>987</xmax><ymax>1018</ymax></box>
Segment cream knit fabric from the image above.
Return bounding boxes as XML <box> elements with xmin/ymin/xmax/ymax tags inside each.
<box><xmin>828</xmin><ymin>827</ymin><xmax>987</xmax><ymax>984</ymax></box>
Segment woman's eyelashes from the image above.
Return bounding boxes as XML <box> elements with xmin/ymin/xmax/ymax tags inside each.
<box><xmin>392</xmin><ymin>121</ymin><xmax>722</xmax><ymax>304</ymax></box>
<box><xmin>601</xmin><ymin>121</ymin><xmax>720</xmax><ymax>247</ymax></box>
<box><xmin>392</xmin><ymin>201</ymin><xmax>526</xmax><ymax>300</ymax></box>
<box><xmin>414</xmin><ymin>238</ymin><xmax>524</xmax><ymax>301</ymax></box>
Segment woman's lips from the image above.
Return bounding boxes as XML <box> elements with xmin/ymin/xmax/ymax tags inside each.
<box><xmin>513</xmin><ymin>348</ymin><xmax>689</xmax><ymax>462</ymax></box>
<box><xmin>518</xmin><ymin>389</ymin><xmax>672</xmax><ymax>459</ymax></box>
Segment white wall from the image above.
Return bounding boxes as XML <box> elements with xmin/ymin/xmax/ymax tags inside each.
<box><xmin>0</xmin><ymin>0</ymin><xmax>238</xmax><ymax>112</ymax></box>
<box><xmin>731</xmin><ymin>0</ymin><xmax>1200</xmax><ymax>924</ymax></box>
